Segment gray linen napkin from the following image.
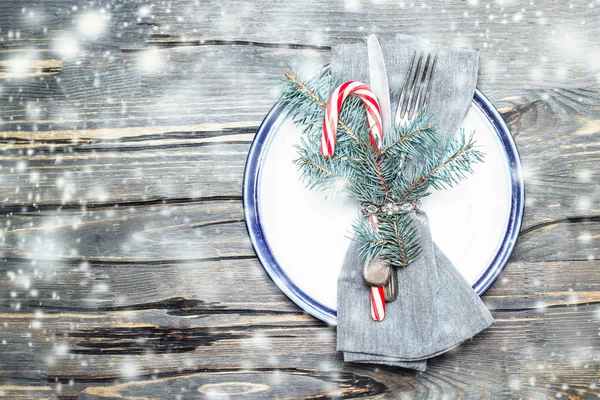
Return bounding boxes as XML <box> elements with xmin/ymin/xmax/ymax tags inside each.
<box><xmin>333</xmin><ymin>35</ymin><xmax>495</xmax><ymax>371</ymax></box>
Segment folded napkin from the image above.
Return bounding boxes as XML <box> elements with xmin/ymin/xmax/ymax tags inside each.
<box><xmin>334</xmin><ymin>35</ymin><xmax>495</xmax><ymax>371</ymax></box>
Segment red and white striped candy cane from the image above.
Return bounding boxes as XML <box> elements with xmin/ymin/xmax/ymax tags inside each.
<box><xmin>368</xmin><ymin>214</ymin><xmax>386</xmax><ymax>321</ymax></box>
<box><xmin>323</xmin><ymin>81</ymin><xmax>387</xmax><ymax>321</ymax></box>
<box><xmin>321</xmin><ymin>81</ymin><xmax>383</xmax><ymax>158</ymax></box>
<box><xmin>370</xmin><ymin>286</ymin><xmax>386</xmax><ymax>321</ymax></box>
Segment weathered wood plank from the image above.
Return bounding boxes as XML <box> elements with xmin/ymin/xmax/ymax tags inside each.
<box><xmin>0</xmin><ymin>382</ymin><xmax>56</xmax><ymax>400</ymax></box>
<box><xmin>1</xmin><ymin>0</ymin><xmax>600</xmax><ymax>89</ymax></box>
<box><xmin>1</xmin><ymin>0</ymin><xmax>599</xmax><ymax>398</ymax></box>
<box><xmin>0</xmin><ymin>84</ymin><xmax>597</xmax><ymax>396</ymax></box>
<box><xmin>0</xmin><ymin>89</ymin><xmax>597</xmax><ymax>264</ymax></box>
<box><xmin>3</xmin><ymin>247</ymin><xmax>599</xmax><ymax>397</ymax></box>
<box><xmin>36</xmin><ymin>304</ymin><xmax>599</xmax><ymax>399</ymax></box>
<box><xmin>77</xmin><ymin>369</ymin><xmax>389</xmax><ymax>399</ymax></box>
<box><xmin>2</xmin><ymin>201</ymin><xmax>251</xmax><ymax>261</ymax></box>
<box><xmin>0</xmin><ymin>67</ymin><xmax>597</xmax><ymax>233</ymax></box>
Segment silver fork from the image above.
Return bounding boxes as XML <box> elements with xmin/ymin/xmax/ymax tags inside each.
<box><xmin>384</xmin><ymin>52</ymin><xmax>436</xmax><ymax>303</ymax></box>
<box><xmin>395</xmin><ymin>52</ymin><xmax>437</xmax><ymax>126</ymax></box>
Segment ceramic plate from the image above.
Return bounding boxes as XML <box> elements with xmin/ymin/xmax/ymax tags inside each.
<box><xmin>243</xmin><ymin>73</ymin><xmax>524</xmax><ymax>325</ymax></box>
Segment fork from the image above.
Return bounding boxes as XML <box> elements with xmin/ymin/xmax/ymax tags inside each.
<box><xmin>395</xmin><ymin>52</ymin><xmax>437</xmax><ymax>126</ymax></box>
<box><xmin>384</xmin><ymin>52</ymin><xmax>436</xmax><ymax>303</ymax></box>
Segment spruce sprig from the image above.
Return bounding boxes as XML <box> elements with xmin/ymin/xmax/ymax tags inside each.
<box><xmin>278</xmin><ymin>68</ymin><xmax>484</xmax><ymax>268</ymax></box>
<box><xmin>353</xmin><ymin>214</ymin><xmax>422</xmax><ymax>268</ymax></box>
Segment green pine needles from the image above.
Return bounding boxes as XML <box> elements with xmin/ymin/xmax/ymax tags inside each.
<box><xmin>278</xmin><ymin>68</ymin><xmax>484</xmax><ymax>269</ymax></box>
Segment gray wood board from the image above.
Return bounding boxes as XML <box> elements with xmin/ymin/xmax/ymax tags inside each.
<box><xmin>0</xmin><ymin>0</ymin><xmax>599</xmax><ymax>398</ymax></box>
<box><xmin>1</xmin><ymin>0</ymin><xmax>600</xmax><ymax>89</ymax></box>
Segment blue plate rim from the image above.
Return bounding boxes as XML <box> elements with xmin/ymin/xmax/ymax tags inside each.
<box><xmin>243</xmin><ymin>77</ymin><xmax>524</xmax><ymax>326</ymax></box>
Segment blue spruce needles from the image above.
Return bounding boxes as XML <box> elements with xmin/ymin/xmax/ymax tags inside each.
<box><xmin>278</xmin><ymin>69</ymin><xmax>484</xmax><ymax>268</ymax></box>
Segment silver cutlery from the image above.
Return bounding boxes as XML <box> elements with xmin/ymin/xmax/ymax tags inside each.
<box><xmin>363</xmin><ymin>257</ymin><xmax>392</xmax><ymax>287</ymax></box>
<box><xmin>367</xmin><ymin>35</ymin><xmax>398</xmax><ymax>302</ymax></box>
<box><xmin>367</xmin><ymin>34</ymin><xmax>392</xmax><ymax>131</ymax></box>
<box><xmin>395</xmin><ymin>52</ymin><xmax>437</xmax><ymax>126</ymax></box>
<box><xmin>384</xmin><ymin>269</ymin><xmax>398</xmax><ymax>302</ymax></box>
<box><xmin>389</xmin><ymin>50</ymin><xmax>436</xmax><ymax>302</ymax></box>
<box><xmin>365</xmin><ymin>38</ymin><xmax>437</xmax><ymax>303</ymax></box>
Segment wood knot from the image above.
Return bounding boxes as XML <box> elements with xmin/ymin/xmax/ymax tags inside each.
<box><xmin>197</xmin><ymin>382</ymin><xmax>270</xmax><ymax>396</ymax></box>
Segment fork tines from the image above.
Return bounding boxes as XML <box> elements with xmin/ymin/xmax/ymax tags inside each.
<box><xmin>395</xmin><ymin>52</ymin><xmax>437</xmax><ymax>126</ymax></box>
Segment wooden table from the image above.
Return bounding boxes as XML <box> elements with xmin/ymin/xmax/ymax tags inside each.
<box><xmin>1</xmin><ymin>1</ymin><xmax>598</xmax><ymax>398</ymax></box>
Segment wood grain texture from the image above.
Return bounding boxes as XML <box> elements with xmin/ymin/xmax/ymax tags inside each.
<box><xmin>0</xmin><ymin>0</ymin><xmax>599</xmax><ymax>398</ymax></box>
<box><xmin>2</xmin><ymin>0</ymin><xmax>600</xmax><ymax>89</ymax></box>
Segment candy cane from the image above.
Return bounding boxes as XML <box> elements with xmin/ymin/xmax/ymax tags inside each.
<box><xmin>368</xmin><ymin>214</ymin><xmax>386</xmax><ymax>321</ymax></box>
<box><xmin>321</xmin><ymin>81</ymin><xmax>383</xmax><ymax>157</ymax></box>
<box><xmin>370</xmin><ymin>286</ymin><xmax>386</xmax><ymax>321</ymax></box>
<box><xmin>323</xmin><ymin>82</ymin><xmax>386</xmax><ymax>321</ymax></box>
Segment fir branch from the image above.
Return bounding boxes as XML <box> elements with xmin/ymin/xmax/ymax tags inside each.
<box><xmin>284</xmin><ymin>72</ymin><xmax>360</xmax><ymax>144</ymax></box>
<box><xmin>374</xmin><ymin>158</ymin><xmax>391</xmax><ymax>200</ymax></box>
<box><xmin>400</xmin><ymin>146</ymin><xmax>471</xmax><ymax>199</ymax></box>
<box><xmin>299</xmin><ymin>157</ymin><xmax>353</xmax><ymax>188</ymax></box>
<box><xmin>365</xmin><ymin>239</ymin><xmax>386</xmax><ymax>244</ymax></box>
<box><xmin>353</xmin><ymin>216</ymin><xmax>386</xmax><ymax>265</ymax></box>
<box><xmin>381</xmin><ymin>110</ymin><xmax>439</xmax><ymax>163</ymax></box>
<box><xmin>383</xmin><ymin>214</ymin><xmax>422</xmax><ymax>268</ymax></box>
<box><xmin>281</xmin><ymin>68</ymin><xmax>484</xmax><ymax>271</ymax></box>
<box><xmin>346</xmin><ymin>153</ymin><xmax>388</xmax><ymax>204</ymax></box>
<box><xmin>283</xmin><ymin>70</ymin><xmax>391</xmax><ymax>201</ymax></box>
<box><xmin>392</xmin><ymin>219</ymin><xmax>408</xmax><ymax>267</ymax></box>
<box><xmin>353</xmin><ymin>213</ymin><xmax>422</xmax><ymax>268</ymax></box>
<box><xmin>333</xmin><ymin>155</ymin><xmax>364</xmax><ymax>162</ymax></box>
<box><xmin>400</xmin><ymin>131</ymin><xmax>484</xmax><ymax>201</ymax></box>
<box><xmin>284</xmin><ymin>72</ymin><xmax>327</xmax><ymax>108</ymax></box>
<box><xmin>380</xmin><ymin>123</ymin><xmax>433</xmax><ymax>155</ymax></box>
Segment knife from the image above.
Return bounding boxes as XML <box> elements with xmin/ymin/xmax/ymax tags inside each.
<box><xmin>367</xmin><ymin>34</ymin><xmax>398</xmax><ymax>304</ymax></box>
<box><xmin>367</xmin><ymin>34</ymin><xmax>392</xmax><ymax>132</ymax></box>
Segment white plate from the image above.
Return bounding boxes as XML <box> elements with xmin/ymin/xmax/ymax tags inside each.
<box><xmin>244</xmin><ymin>86</ymin><xmax>524</xmax><ymax>325</ymax></box>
